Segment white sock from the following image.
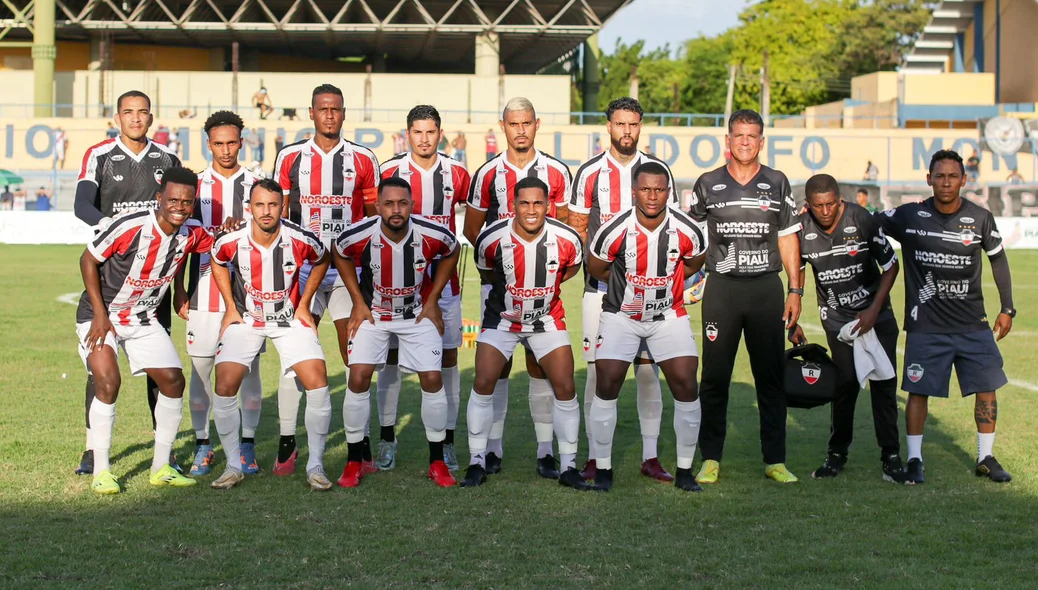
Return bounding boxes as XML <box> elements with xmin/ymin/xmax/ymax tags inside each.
<box><xmin>978</xmin><ymin>432</ymin><xmax>996</xmax><ymax>461</ymax></box>
<box><xmin>443</xmin><ymin>364</ymin><xmax>461</xmax><ymax>431</ymax></box>
<box><xmin>635</xmin><ymin>363</ymin><xmax>663</xmax><ymax>461</ymax></box>
<box><xmin>89</xmin><ymin>399</ymin><xmax>116</xmax><ymax>475</ymax></box>
<box><xmin>466</xmin><ymin>390</ymin><xmax>495</xmax><ymax>467</ymax></box>
<box><xmin>213</xmin><ymin>394</ymin><xmax>242</xmax><ymax>470</ymax></box>
<box><xmin>277</xmin><ymin>374</ymin><xmax>302</xmax><ymax>436</ymax></box>
<box><xmin>583</xmin><ymin>365</ymin><xmax>596</xmax><ymax>461</ymax></box>
<box><xmin>589</xmin><ymin>396</ymin><xmax>618</xmax><ymax>471</ymax></box>
<box><xmin>240</xmin><ymin>356</ymin><xmax>263</xmax><ymax>439</ymax></box>
<box><xmin>673</xmin><ymin>399</ymin><xmax>702</xmax><ymax>470</ymax></box>
<box><xmin>343</xmin><ymin>389</ymin><xmax>370</xmax><ymax>444</ymax></box>
<box><xmin>907</xmin><ymin>434</ymin><xmax>923</xmax><ymax>461</ymax></box>
<box><xmin>488</xmin><ymin>378</ymin><xmax>508</xmax><ymax>456</ymax></box>
<box><xmin>85</xmin><ymin>427</ymin><xmax>93</xmax><ymax>452</ymax></box>
<box><xmin>152</xmin><ymin>394</ymin><xmax>184</xmax><ymax>473</ymax></box>
<box><xmin>554</xmin><ymin>397</ymin><xmax>580</xmax><ymax>470</ymax></box>
<box><xmin>376</xmin><ymin>364</ymin><xmax>402</xmax><ymax>427</ymax></box>
<box><xmin>304</xmin><ymin>387</ymin><xmax>332</xmax><ymax>471</ymax></box>
<box><xmin>189</xmin><ymin>355</ymin><xmax>215</xmax><ymax>439</ymax></box>
<box><xmin>529</xmin><ymin>377</ymin><xmax>555</xmax><ymax>457</ymax></box>
<box><xmin>422</xmin><ymin>387</ymin><xmax>448</xmax><ymax>443</ymax></box>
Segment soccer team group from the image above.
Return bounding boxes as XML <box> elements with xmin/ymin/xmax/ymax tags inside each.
<box><xmin>71</xmin><ymin>84</ymin><xmax>1017</xmax><ymax>495</ymax></box>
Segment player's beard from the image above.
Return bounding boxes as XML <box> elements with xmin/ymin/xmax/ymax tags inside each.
<box><xmin>612</xmin><ymin>135</ymin><xmax>637</xmax><ymax>156</ymax></box>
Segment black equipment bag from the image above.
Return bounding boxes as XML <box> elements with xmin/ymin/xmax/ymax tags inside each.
<box><xmin>784</xmin><ymin>343</ymin><xmax>839</xmax><ymax>409</ymax></box>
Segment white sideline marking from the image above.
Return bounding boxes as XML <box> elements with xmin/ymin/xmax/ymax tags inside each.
<box><xmin>395</xmin><ymin>413</ymin><xmax>412</xmax><ymax>436</ymax></box>
<box><xmin>57</xmin><ymin>292</ymin><xmax>80</xmax><ymax>305</ymax></box>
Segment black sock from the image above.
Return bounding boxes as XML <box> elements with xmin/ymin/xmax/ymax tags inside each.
<box><xmin>380</xmin><ymin>425</ymin><xmax>395</xmax><ymax>443</ymax></box>
<box><xmin>429</xmin><ymin>441</ymin><xmax>444</xmax><ymax>465</ymax></box>
<box><xmin>278</xmin><ymin>435</ymin><xmax>296</xmax><ymax>462</ymax></box>
<box><xmin>196</xmin><ymin>438</ymin><xmax>211</xmax><ymax>446</ymax></box>
<box><xmin>444</xmin><ymin>429</ymin><xmax>455</xmax><ymax>445</ymax></box>
<box><xmin>362</xmin><ymin>436</ymin><xmax>372</xmax><ymax>461</ymax></box>
<box><xmin>348</xmin><ymin>442</ymin><xmax>364</xmax><ymax>463</ymax></box>
<box><xmin>242</xmin><ymin>437</ymin><xmax>255</xmax><ymax>445</ymax></box>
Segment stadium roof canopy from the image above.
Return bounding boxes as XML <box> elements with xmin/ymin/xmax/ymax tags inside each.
<box><xmin>2</xmin><ymin>0</ymin><xmax>632</xmax><ymax>73</ymax></box>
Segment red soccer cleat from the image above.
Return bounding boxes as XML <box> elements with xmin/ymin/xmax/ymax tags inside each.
<box><xmin>428</xmin><ymin>460</ymin><xmax>457</xmax><ymax>488</ymax></box>
<box><xmin>272</xmin><ymin>449</ymin><xmax>298</xmax><ymax>477</ymax></box>
<box><xmin>579</xmin><ymin>459</ymin><xmax>598</xmax><ymax>481</ymax></box>
<box><xmin>337</xmin><ymin>461</ymin><xmax>364</xmax><ymax>488</ymax></box>
<box><xmin>641</xmin><ymin>457</ymin><xmax>675</xmax><ymax>483</ymax></box>
<box><xmin>361</xmin><ymin>459</ymin><xmax>378</xmax><ymax>477</ymax></box>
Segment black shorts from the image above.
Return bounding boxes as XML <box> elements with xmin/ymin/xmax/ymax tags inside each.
<box><xmin>901</xmin><ymin>330</ymin><xmax>1007</xmax><ymax>397</ymax></box>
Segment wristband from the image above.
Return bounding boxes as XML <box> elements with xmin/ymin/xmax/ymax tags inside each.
<box><xmin>787</xmin><ymin>287</ymin><xmax>804</xmax><ymax>296</ymax></box>
<box><xmin>1001</xmin><ymin>307</ymin><xmax>1016</xmax><ymax>318</ymax></box>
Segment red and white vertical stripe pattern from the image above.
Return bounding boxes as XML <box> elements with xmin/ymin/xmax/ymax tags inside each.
<box><xmin>466</xmin><ymin>149</ymin><xmax>571</xmax><ymax>222</ymax></box>
<box><xmin>188</xmin><ymin>167</ymin><xmax>256</xmax><ymax>312</ymax></box>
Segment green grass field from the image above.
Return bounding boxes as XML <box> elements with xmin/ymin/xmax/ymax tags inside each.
<box><xmin>2</xmin><ymin>245</ymin><xmax>1037</xmax><ymax>588</ymax></box>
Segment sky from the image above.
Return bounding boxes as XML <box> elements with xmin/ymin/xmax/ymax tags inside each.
<box><xmin>598</xmin><ymin>0</ymin><xmax>749</xmax><ymax>54</ymax></box>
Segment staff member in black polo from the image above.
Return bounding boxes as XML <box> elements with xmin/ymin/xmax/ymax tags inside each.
<box><xmin>689</xmin><ymin>109</ymin><xmax>802</xmax><ymax>484</ymax></box>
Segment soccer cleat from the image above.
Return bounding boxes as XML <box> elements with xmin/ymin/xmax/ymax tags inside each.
<box><xmin>272</xmin><ymin>449</ymin><xmax>298</xmax><ymax>477</ymax></box>
<box><xmin>190</xmin><ymin>444</ymin><xmax>216</xmax><ymax>476</ymax></box>
<box><xmin>460</xmin><ymin>464</ymin><xmax>487</xmax><ymax>488</ymax></box>
<box><xmin>428</xmin><ymin>460</ymin><xmax>457</xmax><ymax>488</ymax></box>
<box><xmin>558</xmin><ymin>467</ymin><xmax>591</xmax><ymax>491</ymax></box>
<box><xmin>169</xmin><ymin>452</ymin><xmax>184</xmax><ymax>474</ymax></box>
<box><xmin>696</xmin><ymin>460</ymin><xmax>720</xmax><ymax>484</ymax></box>
<box><xmin>337</xmin><ymin>461</ymin><xmax>364</xmax><ymax>488</ymax></box>
<box><xmin>976</xmin><ymin>455</ymin><xmax>1012</xmax><ymax>483</ymax></box>
<box><xmin>881</xmin><ymin>454</ymin><xmax>911</xmax><ymax>485</ymax></box>
<box><xmin>91</xmin><ymin>469</ymin><xmax>121</xmax><ymax>495</ymax></box>
<box><xmin>211</xmin><ymin>468</ymin><xmax>245</xmax><ymax>490</ymax></box>
<box><xmin>240</xmin><ymin>442</ymin><xmax>261</xmax><ymax>475</ymax></box>
<box><xmin>674</xmin><ymin>468</ymin><xmax>703</xmax><ymax>492</ymax></box>
<box><xmin>375</xmin><ymin>440</ymin><xmax>397</xmax><ymax>471</ymax></box>
<box><xmin>443</xmin><ymin>443</ymin><xmax>460</xmax><ymax>472</ymax></box>
<box><xmin>306</xmin><ymin>466</ymin><xmax>333</xmax><ymax>491</ymax></box>
<box><xmin>361</xmin><ymin>460</ymin><xmax>378</xmax><ymax>477</ymax></box>
<box><xmin>150</xmin><ymin>464</ymin><xmax>198</xmax><ymax>487</ymax></box>
<box><xmin>905</xmin><ymin>458</ymin><xmax>925</xmax><ymax>484</ymax></box>
<box><xmin>591</xmin><ymin>468</ymin><xmax>613</xmax><ymax>492</ymax></box>
<box><xmin>75</xmin><ymin>450</ymin><xmax>94</xmax><ymax>476</ymax></box>
<box><xmin>484</xmin><ymin>452</ymin><xmax>503</xmax><ymax>475</ymax></box>
<box><xmin>579</xmin><ymin>459</ymin><xmax>598</xmax><ymax>481</ymax></box>
<box><xmin>764</xmin><ymin>463</ymin><xmax>799</xmax><ymax>484</ymax></box>
<box><xmin>812</xmin><ymin>452</ymin><xmax>847</xmax><ymax>479</ymax></box>
<box><xmin>641</xmin><ymin>458</ymin><xmax>675</xmax><ymax>483</ymax></box>
<box><xmin>536</xmin><ymin>455</ymin><xmax>560</xmax><ymax>479</ymax></box>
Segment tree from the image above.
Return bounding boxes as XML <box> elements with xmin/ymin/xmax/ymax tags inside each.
<box><xmin>680</xmin><ymin>33</ymin><xmax>735</xmax><ymax>116</ymax></box>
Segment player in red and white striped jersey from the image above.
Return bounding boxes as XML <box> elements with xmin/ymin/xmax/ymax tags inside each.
<box><xmin>461</xmin><ymin>177</ymin><xmax>588</xmax><ymax>489</ymax></box>
<box><xmin>171</xmin><ymin>110</ymin><xmax>264</xmax><ymax>477</ymax></box>
<box><xmin>271</xmin><ymin>84</ymin><xmax>380</xmax><ymax>471</ymax></box>
<box><xmin>76</xmin><ymin>167</ymin><xmax>211</xmax><ymax>494</ymax></box>
<box><xmin>372</xmin><ymin>105</ymin><xmax>472</xmax><ymax>471</ymax></box>
<box><xmin>209</xmin><ymin>179</ymin><xmax>335</xmax><ymax>491</ymax></box>
<box><xmin>333</xmin><ymin>177</ymin><xmax>461</xmax><ymax>488</ymax></box>
<box><xmin>461</xmin><ymin>97</ymin><xmax>573</xmax><ymax>477</ymax></box>
<box><xmin>585</xmin><ymin>161</ymin><xmax>708</xmax><ymax>492</ymax></box>
<box><xmin>568</xmin><ymin>97</ymin><xmax>679</xmax><ymax>482</ymax></box>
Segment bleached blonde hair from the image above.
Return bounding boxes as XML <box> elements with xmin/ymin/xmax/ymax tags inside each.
<box><xmin>502</xmin><ymin>97</ymin><xmax>536</xmax><ymax>120</ymax></box>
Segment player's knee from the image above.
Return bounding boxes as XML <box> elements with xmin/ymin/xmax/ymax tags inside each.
<box><xmin>348</xmin><ymin>367</ymin><xmax>374</xmax><ymax>393</ymax></box>
<box><xmin>162</xmin><ymin>370</ymin><xmax>186</xmax><ymax>398</ymax></box>
<box><xmin>94</xmin><ymin>373</ymin><xmax>121</xmax><ymax>403</ymax></box>
<box><xmin>554</xmin><ymin>379</ymin><xmax>575</xmax><ymax>401</ymax></box>
<box><xmin>418</xmin><ymin>372</ymin><xmax>443</xmax><ymax>392</ymax></box>
<box><xmin>442</xmin><ymin>348</ymin><xmax>458</xmax><ymax>367</ymax></box>
<box><xmin>473</xmin><ymin>372</ymin><xmax>498</xmax><ymax>395</ymax></box>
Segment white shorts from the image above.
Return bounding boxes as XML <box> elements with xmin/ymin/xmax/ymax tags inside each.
<box><xmin>216</xmin><ymin>323</ymin><xmax>324</xmax><ymax>377</ymax></box>
<box><xmin>595</xmin><ymin>313</ymin><xmax>698</xmax><ymax>363</ymax></box>
<box><xmin>348</xmin><ymin>318</ymin><xmax>443</xmax><ymax>372</ymax></box>
<box><xmin>581</xmin><ymin>291</ymin><xmax>652</xmax><ymax>362</ymax></box>
<box><xmin>389</xmin><ymin>296</ymin><xmax>463</xmax><ymax>352</ymax></box>
<box><xmin>310</xmin><ymin>285</ymin><xmax>354</xmax><ymax>322</ymax></box>
<box><xmin>477</xmin><ymin>329</ymin><xmax>571</xmax><ymax>363</ymax></box>
<box><xmin>76</xmin><ymin>322</ymin><xmax>182</xmax><ymax>377</ymax></box>
<box><xmin>187</xmin><ymin>310</ymin><xmax>267</xmax><ymax>358</ymax></box>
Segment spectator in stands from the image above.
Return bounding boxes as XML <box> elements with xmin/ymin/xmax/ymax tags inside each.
<box><xmin>54</xmin><ymin>127</ymin><xmax>69</xmax><ymax>168</ymax></box>
<box><xmin>593</xmin><ymin>136</ymin><xmax>602</xmax><ymax>155</ymax></box>
<box><xmin>1007</xmin><ymin>169</ymin><xmax>1024</xmax><ymax>184</ymax></box>
<box><xmin>485</xmin><ymin>129</ymin><xmax>497</xmax><ymax>161</ymax></box>
<box><xmin>863</xmin><ymin>160</ymin><xmax>879</xmax><ymax>182</ymax></box>
<box><xmin>168</xmin><ymin>132</ymin><xmax>181</xmax><ymax>157</ymax></box>
<box><xmin>12</xmin><ymin>187</ymin><xmax>26</xmax><ymax>211</ymax></box>
<box><xmin>178</xmin><ymin>108</ymin><xmax>197</xmax><ymax>119</ymax></box>
<box><xmin>245</xmin><ymin>128</ymin><xmax>264</xmax><ymax>164</ymax></box>
<box><xmin>0</xmin><ymin>185</ymin><xmax>12</xmax><ymax>210</ymax></box>
<box><xmin>392</xmin><ymin>131</ymin><xmax>406</xmax><ymax>154</ymax></box>
<box><xmin>34</xmin><ymin>187</ymin><xmax>51</xmax><ymax>211</ymax></box>
<box><xmin>275</xmin><ymin>132</ymin><xmax>285</xmax><ymax>156</ymax></box>
<box><xmin>966</xmin><ymin>150</ymin><xmax>981</xmax><ymax>183</ymax></box>
<box><xmin>253</xmin><ymin>86</ymin><xmax>273</xmax><ymax>120</ymax></box>
<box><xmin>280</xmin><ymin>108</ymin><xmax>299</xmax><ymax>121</ymax></box>
<box><xmin>438</xmin><ymin>133</ymin><xmax>449</xmax><ymax>154</ymax></box>
<box><xmin>856</xmin><ymin>187</ymin><xmax>877</xmax><ymax>213</ymax></box>
<box><xmin>153</xmin><ymin>125</ymin><xmax>170</xmax><ymax>146</ymax></box>
<box><xmin>106</xmin><ymin>122</ymin><xmax>119</xmax><ymax>139</ymax></box>
<box><xmin>451</xmin><ymin>131</ymin><xmax>467</xmax><ymax>165</ymax></box>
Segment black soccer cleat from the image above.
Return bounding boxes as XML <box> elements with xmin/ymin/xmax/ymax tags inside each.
<box><xmin>558</xmin><ymin>467</ymin><xmax>591</xmax><ymax>491</ymax></box>
<box><xmin>674</xmin><ymin>468</ymin><xmax>703</xmax><ymax>492</ymax></box>
<box><xmin>905</xmin><ymin>458</ymin><xmax>925</xmax><ymax>485</ymax></box>
<box><xmin>976</xmin><ymin>455</ymin><xmax>1012</xmax><ymax>483</ymax></box>
<box><xmin>811</xmin><ymin>452</ymin><xmax>846</xmax><ymax>479</ymax></box>
<box><xmin>881</xmin><ymin>454</ymin><xmax>911</xmax><ymax>485</ymax></box>
<box><xmin>460</xmin><ymin>464</ymin><xmax>487</xmax><ymax>488</ymax></box>
<box><xmin>536</xmin><ymin>455</ymin><xmax>561</xmax><ymax>480</ymax></box>
<box><xmin>75</xmin><ymin>450</ymin><xmax>94</xmax><ymax>476</ymax></box>
<box><xmin>591</xmin><ymin>468</ymin><xmax>613</xmax><ymax>492</ymax></box>
<box><xmin>484</xmin><ymin>452</ymin><xmax>502</xmax><ymax>475</ymax></box>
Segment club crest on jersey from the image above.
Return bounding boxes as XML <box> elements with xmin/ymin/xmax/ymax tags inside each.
<box><xmin>546</xmin><ymin>259</ymin><xmax>559</xmax><ymax>273</ymax></box>
<box><xmin>154</xmin><ymin>169</ymin><xmax>164</xmax><ymax>184</ymax></box>
<box><xmin>414</xmin><ymin>258</ymin><xmax>428</xmax><ymax>272</ymax></box>
<box><xmin>802</xmin><ymin>363</ymin><xmax>821</xmax><ymax>385</ymax></box>
<box><xmin>284</xmin><ymin>259</ymin><xmax>297</xmax><ymax>274</ymax></box>
<box><xmin>960</xmin><ymin>229</ymin><xmax>976</xmax><ymax>246</ymax></box>
<box><xmin>667</xmin><ymin>247</ymin><xmax>680</xmax><ymax>262</ymax></box>
<box><xmin>758</xmin><ymin>196</ymin><xmax>770</xmax><ymax>211</ymax></box>
<box><xmin>844</xmin><ymin>240</ymin><xmax>863</xmax><ymax>256</ymax></box>
<box><xmin>907</xmin><ymin>363</ymin><xmax>924</xmax><ymax>383</ymax></box>
<box><xmin>344</xmin><ymin>169</ymin><xmax>356</xmax><ymax>181</ymax></box>
<box><xmin>705</xmin><ymin>323</ymin><xmax>719</xmax><ymax>341</ymax></box>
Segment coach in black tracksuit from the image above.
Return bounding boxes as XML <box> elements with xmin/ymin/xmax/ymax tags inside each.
<box><xmin>789</xmin><ymin>174</ymin><xmax>907</xmax><ymax>484</ymax></box>
<box><xmin>688</xmin><ymin>110</ymin><xmax>803</xmax><ymax>484</ymax></box>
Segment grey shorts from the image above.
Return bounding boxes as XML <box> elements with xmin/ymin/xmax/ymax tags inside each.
<box><xmin>901</xmin><ymin>330</ymin><xmax>1007</xmax><ymax>398</ymax></box>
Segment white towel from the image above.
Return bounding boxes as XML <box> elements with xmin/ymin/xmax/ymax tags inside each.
<box><xmin>838</xmin><ymin>320</ymin><xmax>896</xmax><ymax>388</ymax></box>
